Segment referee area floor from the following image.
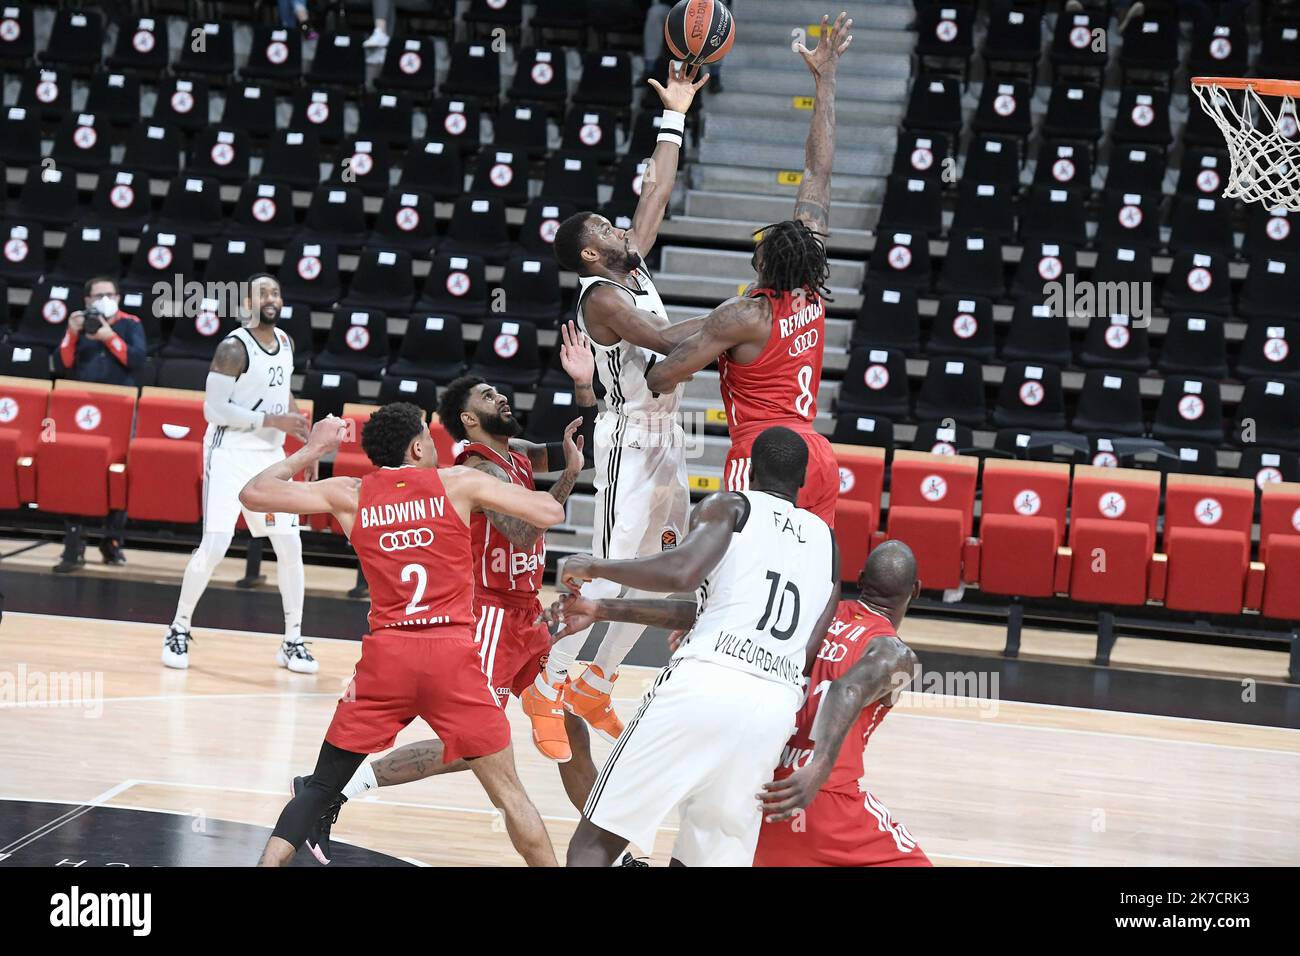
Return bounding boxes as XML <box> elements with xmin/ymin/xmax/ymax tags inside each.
<box><xmin>2</xmin><ymin>610</ymin><xmax>1297</xmax><ymax>866</ymax></box>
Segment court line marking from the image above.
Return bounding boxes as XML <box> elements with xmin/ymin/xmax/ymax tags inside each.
<box><xmin>10</xmin><ymin>612</ymin><xmax>1295</xmax><ymax>752</ymax></box>
<box><xmin>0</xmin><ymin>691</ymin><xmax>343</xmax><ymax>709</ymax></box>
<box><xmin>117</xmin><ymin>778</ymin><xmax>1036</xmax><ymax>866</ymax></box>
<box><xmin>0</xmin><ymin>779</ymin><xmax>137</xmax><ymax>858</ymax></box>
<box><xmin>0</xmin><ymin>795</ymin><xmax>418</xmax><ymax>865</ymax></box>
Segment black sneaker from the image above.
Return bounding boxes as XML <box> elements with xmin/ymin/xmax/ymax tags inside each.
<box><xmin>291</xmin><ymin>775</ymin><xmax>345</xmax><ymax>865</ymax></box>
<box><xmin>99</xmin><ymin>539</ymin><xmax>126</xmax><ymax>565</ymax></box>
<box><xmin>618</xmin><ymin>852</ymin><xmax>650</xmax><ymax>867</ymax></box>
<box><xmin>53</xmin><ymin>551</ymin><xmax>85</xmax><ymax>574</ymax></box>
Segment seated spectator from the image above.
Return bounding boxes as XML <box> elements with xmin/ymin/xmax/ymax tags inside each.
<box><xmin>277</xmin><ymin>0</ymin><xmax>319</xmax><ymax>40</ymax></box>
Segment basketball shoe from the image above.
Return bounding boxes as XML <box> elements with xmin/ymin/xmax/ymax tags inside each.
<box><xmin>563</xmin><ymin>665</ymin><xmax>624</xmax><ymax>742</ymax></box>
<box><xmin>520</xmin><ymin>677</ymin><xmax>571</xmax><ymax>762</ymax></box>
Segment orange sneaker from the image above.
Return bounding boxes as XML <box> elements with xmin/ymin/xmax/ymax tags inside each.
<box><xmin>563</xmin><ymin>665</ymin><xmax>624</xmax><ymax>743</ymax></box>
<box><xmin>520</xmin><ymin>679</ymin><xmax>572</xmax><ymax>763</ymax></box>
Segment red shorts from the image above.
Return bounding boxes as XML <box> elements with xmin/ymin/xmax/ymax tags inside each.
<box><xmin>472</xmin><ymin>593</ymin><xmax>551</xmax><ymax>707</ymax></box>
<box><xmin>753</xmin><ymin>788</ymin><xmax>931</xmax><ymax>867</ymax></box>
<box><xmin>326</xmin><ymin>627</ymin><xmax>511</xmax><ymax>763</ymax></box>
<box><xmin>725</xmin><ymin>424</ymin><xmax>839</xmax><ymax>527</ymax></box>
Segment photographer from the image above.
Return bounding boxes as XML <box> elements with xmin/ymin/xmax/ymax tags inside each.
<box><xmin>53</xmin><ymin>276</ymin><xmax>146</xmax><ymax>571</ymax></box>
<box><xmin>56</xmin><ymin>276</ymin><xmax>147</xmax><ymax>388</ymax></box>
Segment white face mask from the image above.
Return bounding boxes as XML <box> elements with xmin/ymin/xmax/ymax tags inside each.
<box><xmin>92</xmin><ymin>295</ymin><xmax>119</xmax><ymax>319</ymax></box>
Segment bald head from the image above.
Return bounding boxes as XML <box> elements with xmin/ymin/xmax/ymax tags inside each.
<box><xmin>858</xmin><ymin>540</ymin><xmax>919</xmax><ymax>622</ymax></box>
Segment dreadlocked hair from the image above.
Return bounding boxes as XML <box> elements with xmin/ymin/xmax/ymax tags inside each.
<box><xmin>752</xmin><ymin>219</ymin><xmax>833</xmax><ymax>302</ymax></box>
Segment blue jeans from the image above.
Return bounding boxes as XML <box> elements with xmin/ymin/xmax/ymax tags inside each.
<box><xmin>277</xmin><ymin>0</ymin><xmax>307</xmax><ymax>27</ymax></box>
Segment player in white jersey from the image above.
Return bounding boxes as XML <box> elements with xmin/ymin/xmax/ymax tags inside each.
<box><xmin>530</xmin><ymin>61</ymin><xmax>713</xmax><ymax>759</ymax></box>
<box><xmin>161</xmin><ymin>275</ymin><xmax>317</xmax><ymax>673</ymax></box>
<box><xmin>543</xmin><ymin>426</ymin><xmax>841</xmax><ymax>866</ymax></box>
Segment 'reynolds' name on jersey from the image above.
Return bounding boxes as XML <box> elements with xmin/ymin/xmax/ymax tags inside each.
<box><xmin>359</xmin><ymin>496</ymin><xmax>445</xmax><ymax>529</ymax></box>
<box><xmin>778</xmin><ymin>297</ymin><xmax>823</xmax><ymax>339</ymax></box>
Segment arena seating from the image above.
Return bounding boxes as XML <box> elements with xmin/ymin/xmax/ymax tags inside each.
<box><xmin>0</xmin><ymin>2</ymin><xmax>1296</xmax><ymax>676</ymax></box>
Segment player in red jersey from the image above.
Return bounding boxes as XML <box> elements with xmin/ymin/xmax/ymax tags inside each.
<box><xmin>243</xmin><ymin>404</ymin><xmax>567</xmax><ymax>866</ymax></box>
<box><xmin>287</xmin><ymin>324</ymin><xmax>607</xmax><ymax>849</ymax></box>
<box><xmin>645</xmin><ymin>13</ymin><xmax>853</xmax><ymax>527</ymax></box>
<box><xmin>753</xmin><ymin>540</ymin><xmax>929</xmax><ymax>867</ymax></box>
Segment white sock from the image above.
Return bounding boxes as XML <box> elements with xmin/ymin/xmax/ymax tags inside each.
<box><xmin>591</xmin><ymin>594</ymin><xmax>657</xmax><ymax>680</ymax></box>
<box><xmin>270</xmin><ymin>533</ymin><xmax>305</xmax><ymax>643</ymax></box>
<box><xmin>342</xmin><ymin>761</ymin><xmax>378</xmax><ymax>800</ymax></box>
<box><xmin>543</xmin><ymin>627</ymin><xmax>591</xmax><ymax>689</ymax></box>
<box><xmin>171</xmin><ymin>531</ymin><xmax>233</xmax><ymax>630</ymax></box>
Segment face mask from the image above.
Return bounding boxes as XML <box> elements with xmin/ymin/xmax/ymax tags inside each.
<box><xmin>93</xmin><ymin>295</ymin><xmax>119</xmax><ymax>319</ymax></box>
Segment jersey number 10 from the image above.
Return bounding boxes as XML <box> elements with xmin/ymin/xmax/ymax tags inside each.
<box><xmin>757</xmin><ymin>570</ymin><xmax>801</xmax><ymax>640</ymax></box>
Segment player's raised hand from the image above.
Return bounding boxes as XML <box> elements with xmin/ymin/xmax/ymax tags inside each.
<box><xmin>559</xmin><ymin>320</ymin><xmax>595</xmax><ymax>387</ymax></box>
<box><xmin>304</xmin><ymin>414</ymin><xmax>347</xmax><ymax>455</ymax></box>
<box><xmin>647</xmin><ymin>60</ymin><xmax>710</xmax><ymax>114</ymax></box>
<box><xmin>794</xmin><ymin>13</ymin><xmax>853</xmax><ymax>79</ymax></box>
<box><xmin>559</xmin><ymin>554</ymin><xmax>597</xmax><ymax>592</ymax></box>
<box><xmin>561</xmin><ymin>416</ymin><xmax>586</xmax><ymax>475</ymax></box>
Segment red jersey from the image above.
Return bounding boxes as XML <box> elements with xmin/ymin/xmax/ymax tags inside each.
<box><xmin>717</xmin><ymin>286</ymin><xmax>825</xmax><ymax>431</ymax></box>
<box><xmin>775</xmin><ymin>600</ymin><xmax>899</xmax><ymax>795</ymax></box>
<box><xmin>351</xmin><ymin>466</ymin><xmax>475</xmax><ymax>632</ymax></box>
<box><xmin>454</xmin><ymin>441</ymin><xmax>546</xmax><ymax>600</ymax></box>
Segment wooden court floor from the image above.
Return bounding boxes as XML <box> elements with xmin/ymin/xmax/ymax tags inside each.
<box><xmin>1</xmin><ymin>611</ymin><xmax>1297</xmax><ymax>866</ymax></box>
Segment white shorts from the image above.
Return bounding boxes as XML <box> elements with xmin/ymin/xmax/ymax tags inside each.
<box><xmin>203</xmin><ymin>443</ymin><xmax>301</xmax><ymax>537</ymax></box>
<box><xmin>585</xmin><ymin>413</ymin><xmax>689</xmax><ymax>600</ymax></box>
<box><xmin>583</xmin><ymin>657</ymin><xmax>800</xmax><ymax>866</ymax></box>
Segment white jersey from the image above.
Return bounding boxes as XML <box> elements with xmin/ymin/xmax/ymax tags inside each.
<box><xmin>204</xmin><ymin>325</ymin><xmax>295</xmax><ymax>452</ymax></box>
<box><xmin>675</xmin><ymin>490</ymin><xmax>836</xmax><ymax>693</ymax></box>
<box><xmin>575</xmin><ymin>267</ymin><xmax>682</xmax><ymax>426</ymax></box>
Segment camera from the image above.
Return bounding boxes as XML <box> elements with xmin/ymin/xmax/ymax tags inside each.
<box><xmin>83</xmin><ymin>307</ymin><xmax>103</xmax><ymax>335</ymax></box>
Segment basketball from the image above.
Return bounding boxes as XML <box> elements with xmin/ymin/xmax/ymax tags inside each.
<box><xmin>664</xmin><ymin>0</ymin><xmax>736</xmax><ymax>66</ymax></box>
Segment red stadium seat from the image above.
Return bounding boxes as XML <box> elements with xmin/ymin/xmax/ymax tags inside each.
<box><xmin>1159</xmin><ymin>474</ymin><xmax>1255</xmax><ymax>615</ymax></box>
<box><xmin>885</xmin><ymin>450</ymin><xmax>979</xmax><ymax>590</ymax></box>
<box><xmin>36</xmin><ymin>381</ymin><xmax>136</xmax><ymax>519</ymax></box>
<box><xmin>1066</xmin><ymin>465</ymin><xmax>1160</xmax><ymax>606</ymax></box>
<box><xmin>127</xmin><ymin>387</ymin><xmax>207</xmax><ymax>524</ymax></box>
<box><xmin>977</xmin><ymin>459</ymin><xmax>1071</xmax><ymax>598</ymax></box>
<box><xmin>1258</xmin><ymin>482</ymin><xmax>1300</xmax><ymax>621</ymax></box>
<box><xmin>0</xmin><ymin>375</ymin><xmax>51</xmax><ymax>508</ymax></box>
<box><xmin>832</xmin><ymin>443</ymin><xmax>886</xmax><ymax>581</ymax></box>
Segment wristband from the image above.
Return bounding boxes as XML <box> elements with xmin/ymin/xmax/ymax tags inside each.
<box><xmin>656</xmin><ymin>109</ymin><xmax>686</xmax><ymax>146</ymax></box>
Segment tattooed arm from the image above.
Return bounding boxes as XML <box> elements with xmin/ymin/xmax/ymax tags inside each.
<box><xmin>539</xmin><ymin>594</ymin><xmax>699</xmax><ymax>639</ymax></box>
<box><xmin>463</xmin><ymin>456</ymin><xmax>549</xmax><ymax>548</ymax></box>
<box><xmin>792</xmin><ymin>12</ymin><xmax>853</xmax><ymax>235</ymax></box>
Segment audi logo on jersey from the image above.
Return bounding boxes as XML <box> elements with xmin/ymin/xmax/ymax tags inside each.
<box><xmin>379</xmin><ymin>528</ymin><xmax>435</xmax><ymax>551</ymax></box>
<box><xmin>788</xmin><ymin>328</ymin><xmax>819</xmax><ymax>357</ymax></box>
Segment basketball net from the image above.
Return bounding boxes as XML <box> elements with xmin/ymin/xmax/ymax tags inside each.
<box><xmin>1191</xmin><ymin>77</ymin><xmax>1300</xmax><ymax>210</ymax></box>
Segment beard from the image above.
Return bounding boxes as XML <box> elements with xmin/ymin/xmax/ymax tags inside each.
<box><xmin>478</xmin><ymin>410</ymin><xmax>522</xmax><ymax>439</ymax></box>
<box><xmin>604</xmin><ymin>243</ymin><xmax>642</xmax><ymax>273</ymax></box>
<box><xmin>256</xmin><ymin>303</ymin><xmax>279</xmax><ymax>326</ymax></box>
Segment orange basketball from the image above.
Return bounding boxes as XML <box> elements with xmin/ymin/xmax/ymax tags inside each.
<box><xmin>664</xmin><ymin>0</ymin><xmax>736</xmax><ymax>66</ymax></box>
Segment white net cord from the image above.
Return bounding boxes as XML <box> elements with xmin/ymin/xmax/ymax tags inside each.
<box><xmin>1192</xmin><ymin>82</ymin><xmax>1300</xmax><ymax>211</ymax></box>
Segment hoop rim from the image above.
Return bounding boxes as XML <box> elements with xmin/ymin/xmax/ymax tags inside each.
<box><xmin>1191</xmin><ymin>76</ymin><xmax>1300</xmax><ymax>98</ymax></box>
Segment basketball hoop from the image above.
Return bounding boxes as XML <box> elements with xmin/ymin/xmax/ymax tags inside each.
<box><xmin>1190</xmin><ymin>76</ymin><xmax>1300</xmax><ymax>210</ymax></box>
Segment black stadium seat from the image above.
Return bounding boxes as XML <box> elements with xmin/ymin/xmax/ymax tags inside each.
<box><xmin>928</xmin><ymin>295</ymin><xmax>996</xmax><ymax>361</ymax></box>
<box><xmin>838</xmin><ymin>348</ymin><xmax>910</xmax><ymax>421</ymax></box>
<box><xmin>469</xmin><ymin>319</ymin><xmax>542</xmax><ymax>388</ymax></box>
<box><xmin>993</xmin><ymin>362</ymin><xmax>1067</xmax><ymax>431</ymax></box>
<box><xmin>914</xmin><ymin>357</ymin><xmax>986</xmax><ymax>428</ymax></box>
<box><xmin>313</xmin><ymin>307</ymin><xmax>390</xmax><ymax>378</ymax></box>
<box><xmin>387</xmin><ymin>313</ymin><xmax>468</xmax><ymax>384</ymax></box>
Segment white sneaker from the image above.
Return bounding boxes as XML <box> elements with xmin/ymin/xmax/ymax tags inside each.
<box><xmin>363</xmin><ymin>28</ymin><xmax>390</xmax><ymax>49</ymax></box>
<box><xmin>278</xmin><ymin>640</ymin><xmax>319</xmax><ymax>674</ymax></box>
<box><xmin>162</xmin><ymin>626</ymin><xmax>192</xmax><ymax>669</ymax></box>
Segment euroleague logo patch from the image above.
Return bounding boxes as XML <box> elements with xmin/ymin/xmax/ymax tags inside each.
<box><xmin>661</xmin><ymin>529</ymin><xmax>678</xmax><ymax>551</ymax></box>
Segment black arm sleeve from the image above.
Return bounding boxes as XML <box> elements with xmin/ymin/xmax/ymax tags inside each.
<box><xmin>544</xmin><ymin>402</ymin><xmax>598</xmax><ymax>471</ymax></box>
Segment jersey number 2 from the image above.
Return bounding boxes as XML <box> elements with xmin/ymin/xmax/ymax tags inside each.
<box><xmin>757</xmin><ymin>570</ymin><xmax>801</xmax><ymax>640</ymax></box>
<box><xmin>401</xmin><ymin>563</ymin><xmax>431</xmax><ymax>616</ymax></box>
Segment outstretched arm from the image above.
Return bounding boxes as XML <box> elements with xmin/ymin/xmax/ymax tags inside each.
<box><xmin>643</xmin><ymin>295</ymin><xmax>769</xmax><ymax>392</ymax></box>
<box><xmin>538</xmin><ymin>593</ymin><xmax>700</xmax><ymax>639</ymax></box>
<box><xmin>629</xmin><ymin>61</ymin><xmax>710</xmax><ymax>258</ymax></box>
<box><xmin>759</xmin><ymin>635</ymin><xmax>918</xmax><ymax>822</ymax></box>
<box><xmin>791</xmin><ymin>12</ymin><xmax>853</xmax><ymax>235</ymax></box>
<box><xmin>559</xmin><ymin>492</ymin><xmax>743</xmax><ymax>594</ymax></box>
<box><xmin>239</xmin><ymin>417</ymin><xmax>360</xmax><ymax>525</ymax></box>
<box><xmin>447</xmin><ymin>465</ymin><xmax>567</xmax><ymax>529</ymax></box>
